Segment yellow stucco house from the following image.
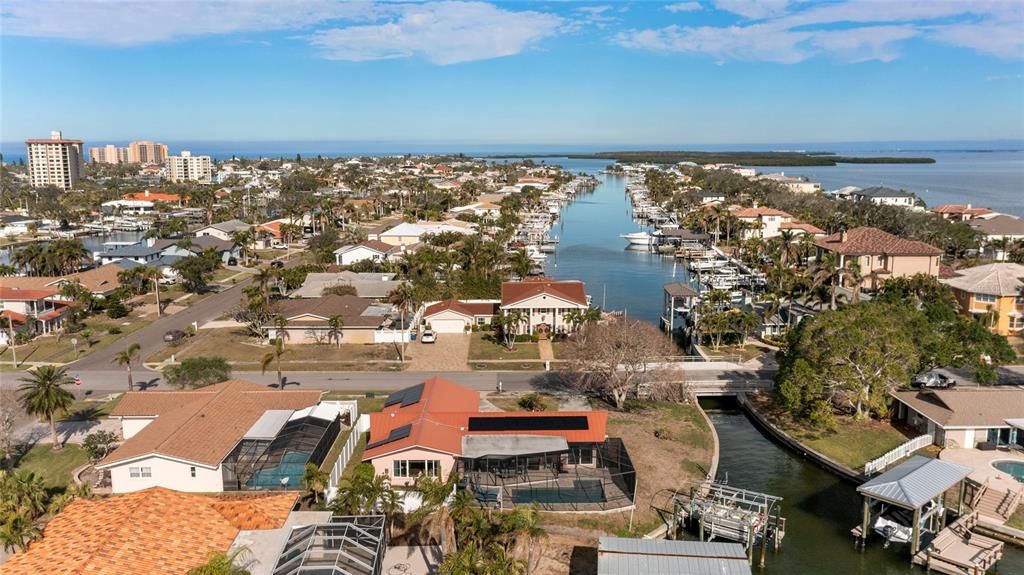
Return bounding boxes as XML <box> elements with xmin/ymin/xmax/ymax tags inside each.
<box><xmin>941</xmin><ymin>263</ymin><xmax>1024</xmax><ymax>336</ymax></box>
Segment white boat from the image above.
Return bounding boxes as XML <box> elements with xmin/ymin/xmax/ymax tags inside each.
<box><xmin>872</xmin><ymin>516</ymin><xmax>912</xmax><ymax>544</ymax></box>
<box><xmin>621</xmin><ymin>231</ymin><xmax>653</xmax><ymax>246</ymax></box>
<box><xmin>690</xmin><ymin>259</ymin><xmax>729</xmax><ymax>271</ymax></box>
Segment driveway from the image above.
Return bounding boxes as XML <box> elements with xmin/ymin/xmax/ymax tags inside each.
<box><xmin>15</xmin><ymin>418</ymin><xmax>121</xmax><ymax>446</ymax></box>
<box><xmin>407</xmin><ymin>334</ymin><xmax>470</xmax><ymax>372</ymax></box>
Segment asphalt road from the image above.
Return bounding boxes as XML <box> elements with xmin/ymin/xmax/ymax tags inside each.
<box><xmin>8</xmin><ymin>366</ymin><xmax>776</xmax><ymax>396</ymax></box>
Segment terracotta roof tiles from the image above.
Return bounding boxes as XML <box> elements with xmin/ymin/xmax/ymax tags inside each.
<box><xmin>501</xmin><ymin>279</ymin><xmax>588</xmax><ymax>307</ymax></box>
<box><xmin>814</xmin><ymin>227</ymin><xmax>942</xmax><ymax>256</ymax></box>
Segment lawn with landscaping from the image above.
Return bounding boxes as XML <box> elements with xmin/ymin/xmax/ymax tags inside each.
<box><xmin>61</xmin><ymin>396</ymin><xmax>123</xmax><ymax>422</ymax></box>
<box><xmin>13</xmin><ymin>444</ymin><xmax>90</xmax><ymax>489</ymax></box>
<box><xmin>749</xmin><ymin>393</ymin><xmax>910</xmax><ymax>470</ymax></box>
<box><xmin>468</xmin><ymin>332</ymin><xmax>540</xmax><ymax>361</ymax></box>
<box><xmin>0</xmin><ymin>313</ymin><xmax>153</xmax><ymax>367</ymax></box>
<box><xmin>1009</xmin><ymin>507</ymin><xmax>1024</xmax><ymax>531</ymax></box>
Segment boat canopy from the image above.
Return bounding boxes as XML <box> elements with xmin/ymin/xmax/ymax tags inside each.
<box><xmin>857</xmin><ymin>455</ymin><xmax>971</xmax><ymax>510</ymax></box>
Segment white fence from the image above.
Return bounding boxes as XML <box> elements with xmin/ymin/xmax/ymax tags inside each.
<box><xmin>328</xmin><ymin>412</ymin><xmax>370</xmax><ymax>493</ymax></box>
<box><xmin>864</xmin><ymin>434</ymin><xmax>933</xmax><ymax>476</ymax></box>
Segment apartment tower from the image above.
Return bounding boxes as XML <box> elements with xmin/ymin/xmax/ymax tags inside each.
<box><xmin>26</xmin><ymin>130</ymin><xmax>85</xmax><ymax>190</ymax></box>
<box><xmin>167</xmin><ymin>151</ymin><xmax>212</xmax><ymax>183</ymax></box>
<box><xmin>128</xmin><ymin>140</ymin><xmax>169</xmax><ymax>164</ymax></box>
<box><xmin>90</xmin><ymin>144</ymin><xmax>130</xmax><ymax>164</ymax></box>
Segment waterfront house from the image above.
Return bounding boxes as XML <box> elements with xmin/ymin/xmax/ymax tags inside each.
<box><xmin>733</xmin><ymin>207</ymin><xmax>794</xmax><ymax>240</ymax></box>
<box><xmin>0</xmin><ymin>487</ymin><xmax>298</xmax><ymax>575</ymax></box>
<box><xmin>851</xmin><ymin>186</ymin><xmax>917</xmax><ymax>208</ymax></box>
<box><xmin>0</xmin><ymin>286</ymin><xmax>72</xmax><ymax>343</ymax></box>
<box><xmin>968</xmin><ymin>215</ymin><xmax>1024</xmax><ymax>260</ymax></box>
<box><xmin>755</xmin><ymin>172</ymin><xmax>821</xmax><ymax>193</ymax></box>
<box><xmin>372</xmin><ymin>220</ymin><xmax>476</xmax><ymax>247</ymax></box>
<box><xmin>0</xmin><ymin>214</ymin><xmax>37</xmax><ymax>237</ymax></box>
<box><xmin>889</xmin><ymin>387</ymin><xmax>1024</xmax><ymax>449</ymax></box>
<box><xmin>96</xmin><ymin>380</ymin><xmax>342</xmax><ymax>493</ymax></box>
<box><xmin>290</xmin><ymin>271</ymin><xmax>405</xmax><ymax>301</ymax></box>
<box><xmin>940</xmin><ymin>263</ymin><xmax>1024</xmax><ymax>335</ymax></box>
<box><xmin>264</xmin><ymin>294</ymin><xmax>393</xmax><ymax>344</ymax></box>
<box><xmin>814</xmin><ymin>227</ymin><xmax>942</xmax><ymax>290</ymax></box>
<box><xmin>500</xmin><ymin>278</ymin><xmax>590</xmax><ymax>336</ymax></box>
<box><xmin>0</xmin><ymin>263</ymin><xmax>125</xmax><ymax>298</ymax></box>
<box><xmin>931</xmin><ymin>204</ymin><xmax>993</xmax><ymax>222</ymax></box>
<box><xmin>333</xmin><ymin>240</ymin><xmax>402</xmax><ymax>266</ymax></box>
<box><xmin>362</xmin><ymin>378</ymin><xmax>632</xmax><ymax>511</ymax></box>
<box><xmin>96</xmin><ymin>242</ymin><xmax>164</xmax><ymax>265</ymax></box>
<box><xmin>194</xmin><ymin>219</ymin><xmax>251</xmax><ymax>241</ymax></box>
<box><xmin>451</xmin><ymin>201</ymin><xmax>502</xmax><ymax>218</ymax></box>
<box><xmin>422</xmin><ymin>299</ymin><xmax>500</xmax><ymax>333</ymax></box>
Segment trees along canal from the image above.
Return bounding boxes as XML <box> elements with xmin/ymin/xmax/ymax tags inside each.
<box><xmin>777</xmin><ymin>276</ymin><xmax>1017</xmax><ymax>429</ymax></box>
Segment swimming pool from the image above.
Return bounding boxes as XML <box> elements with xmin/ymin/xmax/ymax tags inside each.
<box><xmin>993</xmin><ymin>460</ymin><xmax>1024</xmax><ymax>483</ymax></box>
<box><xmin>248</xmin><ymin>451</ymin><xmax>311</xmax><ymax>488</ymax></box>
<box><xmin>511</xmin><ymin>479</ymin><xmax>605</xmax><ymax>505</ymax></box>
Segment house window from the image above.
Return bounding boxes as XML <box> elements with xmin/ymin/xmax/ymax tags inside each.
<box><xmin>129</xmin><ymin>467</ymin><xmax>152</xmax><ymax>479</ymax></box>
<box><xmin>975</xmin><ymin>294</ymin><xmax>997</xmax><ymax>304</ymax></box>
<box><xmin>393</xmin><ymin>459</ymin><xmax>441</xmax><ymax>478</ymax></box>
<box><xmin>569</xmin><ymin>446</ymin><xmax>593</xmax><ymax>465</ymax></box>
<box><xmin>393</xmin><ymin>460</ymin><xmax>409</xmax><ymax>477</ymax></box>
<box><xmin>190</xmin><ymin>466</ymin><xmax>196</xmax><ymax>478</ymax></box>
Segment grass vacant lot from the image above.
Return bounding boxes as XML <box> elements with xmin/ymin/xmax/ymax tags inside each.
<box><xmin>148</xmin><ymin>328</ymin><xmax>403</xmax><ymax>368</ymax></box>
<box><xmin>468</xmin><ymin>333</ymin><xmax>540</xmax><ymax>361</ymax></box>
<box><xmin>704</xmin><ymin>344</ymin><xmax>765</xmax><ymax>361</ymax></box>
<box><xmin>750</xmin><ymin>394</ymin><xmax>909</xmax><ymax>470</ymax></box>
<box><xmin>15</xmin><ymin>444</ymin><xmax>90</xmax><ymax>489</ymax></box>
<box><xmin>540</xmin><ymin>401</ymin><xmax>714</xmax><ymax>537</ymax></box>
<box><xmin>487</xmin><ymin>392</ymin><xmax>560</xmax><ymax>412</ymax></box>
<box><xmin>0</xmin><ymin>313</ymin><xmax>153</xmax><ymax>367</ymax></box>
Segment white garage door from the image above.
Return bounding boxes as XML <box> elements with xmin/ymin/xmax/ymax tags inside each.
<box><xmin>429</xmin><ymin>319</ymin><xmax>467</xmax><ymax>333</ymax></box>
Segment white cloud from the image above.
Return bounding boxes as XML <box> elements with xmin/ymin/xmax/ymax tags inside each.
<box><xmin>0</xmin><ymin>0</ymin><xmax>381</xmax><ymax>45</ymax></box>
<box><xmin>621</xmin><ymin>0</ymin><xmax>1024</xmax><ymax>63</ymax></box>
<box><xmin>714</xmin><ymin>0</ymin><xmax>790</xmax><ymax>20</ymax></box>
<box><xmin>985</xmin><ymin>73</ymin><xmax>1024</xmax><ymax>81</ymax></box>
<box><xmin>309</xmin><ymin>2</ymin><xmax>566</xmax><ymax>65</ymax></box>
<box><xmin>665</xmin><ymin>2</ymin><xmax>703</xmax><ymax>13</ymax></box>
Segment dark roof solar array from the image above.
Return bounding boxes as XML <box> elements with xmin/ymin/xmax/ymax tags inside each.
<box><xmin>366</xmin><ymin>423</ymin><xmax>412</xmax><ymax>450</ymax></box>
<box><xmin>383</xmin><ymin>383</ymin><xmax>425</xmax><ymax>408</ymax></box>
<box><xmin>468</xmin><ymin>415</ymin><xmax>589</xmax><ymax>432</ymax></box>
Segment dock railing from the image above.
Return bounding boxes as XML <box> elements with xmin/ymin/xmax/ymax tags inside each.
<box><xmin>864</xmin><ymin>434</ymin><xmax>933</xmax><ymax>476</ymax></box>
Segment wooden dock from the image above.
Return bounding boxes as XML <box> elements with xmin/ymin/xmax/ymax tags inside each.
<box><xmin>911</xmin><ymin>512</ymin><xmax>1004</xmax><ymax>575</ymax></box>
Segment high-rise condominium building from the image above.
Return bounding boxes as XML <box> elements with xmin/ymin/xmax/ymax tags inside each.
<box><xmin>90</xmin><ymin>144</ymin><xmax>130</xmax><ymax>164</ymax></box>
<box><xmin>167</xmin><ymin>151</ymin><xmax>212</xmax><ymax>184</ymax></box>
<box><xmin>128</xmin><ymin>140</ymin><xmax>169</xmax><ymax>165</ymax></box>
<box><xmin>26</xmin><ymin>131</ymin><xmax>85</xmax><ymax>190</ymax></box>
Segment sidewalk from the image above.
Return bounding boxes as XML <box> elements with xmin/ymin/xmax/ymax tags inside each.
<box><xmin>538</xmin><ymin>339</ymin><xmax>554</xmax><ymax>362</ymax></box>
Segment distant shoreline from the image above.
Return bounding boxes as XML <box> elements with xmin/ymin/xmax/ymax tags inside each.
<box><xmin>487</xmin><ymin>151</ymin><xmax>936</xmax><ymax>166</ymax></box>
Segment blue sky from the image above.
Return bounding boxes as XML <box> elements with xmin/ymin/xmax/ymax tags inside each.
<box><xmin>2</xmin><ymin>1</ymin><xmax>1023</xmax><ymax>145</ymax></box>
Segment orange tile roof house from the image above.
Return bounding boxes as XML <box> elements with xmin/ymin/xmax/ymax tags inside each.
<box><xmin>500</xmin><ymin>278</ymin><xmax>590</xmax><ymax>336</ymax></box>
<box><xmin>732</xmin><ymin>207</ymin><xmax>794</xmax><ymax>240</ymax></box>
<box><xmin>814</xmin><ymin>227</ymin><xmax>943</xmax><ymax>290</ymax></box>
<box><xmin>97</xmin><ymin>380</ymin><xmax>344</xmax><ymax>493</ymax></box>
<box><xmin>931</xmin><ymin>204</ymin><xmax>993</xmax><ymax>222</ymax></box>
<box><xmin>361</xmin><ymin>378</ymin><xmax>633</xmax><ymax>511</ymax></box>
<box><xmin>1</xmin><ymin>487</ymin><xmax>296</xmax><ymax>575</ymax></box>
<box><xmin>422</xmin><ymin>299</ymin><xmax>500</xmax><ymax>333</ymax></box>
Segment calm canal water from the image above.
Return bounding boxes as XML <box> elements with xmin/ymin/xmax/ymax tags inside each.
<box><xmin>539</xmin><ymin>158</ymin><xmax>1024</xmax><ymax>573</ymax></box>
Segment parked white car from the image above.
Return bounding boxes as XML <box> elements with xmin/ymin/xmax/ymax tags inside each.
<box><xmin>420</xmin><ymin>330</ymin><xmax>437</xmax><ymax>344</ymax></box>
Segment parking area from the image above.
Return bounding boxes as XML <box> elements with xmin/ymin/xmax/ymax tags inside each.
<box><xmin>406</xmin><ymin>333</ymin><xmax>470</xmax><ymax>371</ymax></box>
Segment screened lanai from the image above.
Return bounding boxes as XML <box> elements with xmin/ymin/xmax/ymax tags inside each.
<box><xmin>272</xmin><ymin>515</ymin><xmax>386</xmax><ymax>575</ymax></box>
<box><xmin>222</xmin><ymin>411</ymin><xmax>341</xmax><ymax>491</ymax></box>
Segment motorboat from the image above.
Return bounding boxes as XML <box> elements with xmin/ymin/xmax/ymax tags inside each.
<box><xmin>690</xmin><ymin>258</ymin><xmax>729</xmax><ymax>271</ymax></box>
<box><xmin>872</xmin><ymin>516</ymin><xmax>912</xmax><ymax>545</ymax></box>
<box><xmin>621</xmin><ymin>231</ymin><xmax>654</xmax><ymax>246</ymax></box>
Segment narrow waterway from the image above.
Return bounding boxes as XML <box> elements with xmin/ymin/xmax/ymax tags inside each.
<box><xmin>536</xmin><ymin>159</ymin><xmax>1024</xmax><ymax>573</ymax></box>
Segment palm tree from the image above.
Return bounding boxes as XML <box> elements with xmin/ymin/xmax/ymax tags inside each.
<box><xmin>187</xmin><ymin>548</ymin><xmax>252</xmax><ymax>575</ymax></box>
<box><xmin>0</xmin><ymin>512</ymin><xmax>41</xmax><ymax>553</ymax></box>
<box><xmin>18</xmin><ymin>365</ymin><xmax>74</xmax><ymax>450</ymax></box>
<box><xmin>509</xmin><ymin>249</ymin><xmax>532</xmax><ymax>280</ymax></box>
<box><xmin>261</xmin><ymin>337</ymin><xmax>289</xmax><ymax>389</ymax></box>
<box><xmin>777</xmin><ymin>229</ymin><xmax>798</xmax><ymax>268</ymax></box>
<box><xmin>326</xmin><ymin>315</ymin><xmax>344</xmax><ymax>348</ymax></box>
<box><xmin>301</xmin><ymin>462</ymin><xmax>329</xmax><ymax>504</ymax></box>
<box><xmin>230</xmin><ymin>228</ymin><xmax>254</xmax><ymax>267</ymax></box>
<box><xmin>112</xmin><ymin>343</ymin><xmax>141</xmax><ymax>391</ymax></box>
<box><xmin>509</xmin><ymin>505</ymin><xmax>546</xmax><ymax>575</ymax></box>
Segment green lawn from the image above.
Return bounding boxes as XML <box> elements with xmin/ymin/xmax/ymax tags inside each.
<box><xmin>15</xmin><ymin>444</ymin><xmax>90</xmax><ymax>489</ymax></box>
<box><xmin>471</xmin><ymin>361</ymin><xmax>550</xmax><ymax>371</ymax></box>
<box><xmin>321</xmin><ymin>391</ymin><xmax>387</xmax><ymax>415</ymax></box>
<box><xmin>1008</xmin><ymin>507</ymin><xmax>1024</xmax><ymax>531</ymax></box>
<box><xmin>468</xmin><ymin>333</ymin><xmax>540</xmax><ymax>361</ymax></box>
<box><xmin>750</xmin><ymin>395</ymin><xmax>909</xmax><ymax>470</ymax></box>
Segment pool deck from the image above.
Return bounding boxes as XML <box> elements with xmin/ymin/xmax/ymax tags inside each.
<box><xmin>939</xmin><ymin>448</ymin><xmax>1024</xmax><ymax>494</ymax></box>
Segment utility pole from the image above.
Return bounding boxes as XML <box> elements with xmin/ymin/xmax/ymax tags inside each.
<box><xmin>7</xmin><ymin>316</ymin><xmax>16</xmax><ymax>367</ymax></box>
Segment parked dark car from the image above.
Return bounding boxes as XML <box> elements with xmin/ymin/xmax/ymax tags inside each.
<box><xmin>270</xmin><ymin>260</ymin><xmax>285</xmax><ymax>269</ymax></box>
<box><xmin>912</xmin><ymin>371</ymin><xmax>956</xmax><ymax>389</ymax></box>
<box><xmin>227</xmin><ymin>257</ymin><xmax>238</xmax><ymax>266</ymax></box>
<box><xmin>163</xmin><ymin>329</ymin><xmax>185</xmax><ymax>344</ymax></box>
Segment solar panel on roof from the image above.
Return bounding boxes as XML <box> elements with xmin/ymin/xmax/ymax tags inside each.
<box><xmin>383</xmin><ymin>383</ymin><xmax>425</xmax><ymax>408</ymax></box>
<box><xmin>366</xmin><ymin>423</ymin><xmax>413</xmax><ymax>450</ymax></box>
<box><xmin>468</xmin><ymin>415</ymin><xmax>589</xmax><ymax>432</ymax></box>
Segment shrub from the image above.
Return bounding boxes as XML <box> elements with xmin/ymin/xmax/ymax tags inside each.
<box><xmin>517</xmin><ymin>393</ymin><xmax>547</xmax><ymax>412</ymax></box>
<box><xmin>107</xmin><ymin>326</ymin><xmax>122</xmax><ymax>335</ymax></box>
<box><xmin>83</xmin><ymin>430</ymin><xmax>119</xmax><ymax>461</ymax></box>
<box><xmin>654</xmin><ymin>427</ymin><xmax>673</xmax><ymax>440</ymax></box>
<box><xmin>163</xmin><ymin>356</ymin><xmax>232</xmax><ymax>389</ymax></box>
<box><xmin>105</xmin><ymin>297</ymin><xmax>130</xmax><ymax>319</ymax></box>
